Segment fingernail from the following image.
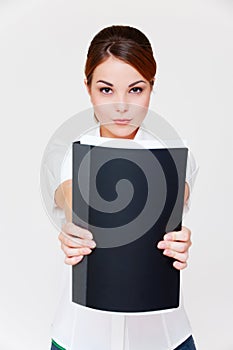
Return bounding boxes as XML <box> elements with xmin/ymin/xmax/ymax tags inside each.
<box><xmin>89</xmin><ymin>241</ymin><xmax>96</xmax><ymax>248</ymax></box>
<box><xmin>164</xmin><ymin>233</ymin><xmax>172</xmax><ymax>241</ymax></box>
<box><xmin>157</xmin><ymin>242</ymin><xmax>165</xmax><ymax>249</ymax></box>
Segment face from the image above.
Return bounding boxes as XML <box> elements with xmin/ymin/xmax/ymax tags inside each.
<box><xmin>85</xmin><ymin>56</ymin><xmax>152</xmax><ymax>139</ymax></box>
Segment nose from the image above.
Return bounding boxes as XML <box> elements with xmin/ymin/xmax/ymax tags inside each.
<box><xmin>115</xmin><ymin>101</ymin><xmax>129</xmax><ymax>113</ymax></box>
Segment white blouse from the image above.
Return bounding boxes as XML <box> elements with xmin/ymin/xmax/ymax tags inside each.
<box><xmin>46</xmin><ymin>123</ymin><xmax>199</xmax><ymax>350</ymax></box>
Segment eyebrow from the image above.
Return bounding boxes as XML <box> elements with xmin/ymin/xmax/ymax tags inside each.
<box><xmin>128</xmin><ymin>80</ymin><xmax>147</xmax><ymax>87</ymax></box>
<box><xmin>96</xmin><ymin>80</ymin><xmax>147</xmax><ymax>87</ymax></box>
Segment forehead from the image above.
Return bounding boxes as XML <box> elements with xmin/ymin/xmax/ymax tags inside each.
<box><xmin>92</xmin><ymin>56</ymin><xmax>145</xmax><ymax>81</ymax></box>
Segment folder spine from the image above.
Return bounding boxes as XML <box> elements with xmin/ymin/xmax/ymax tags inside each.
<box><xmin>72</xmin><ymin>142</ymin><xmax>92</xmax><ymax>306</ymax></box>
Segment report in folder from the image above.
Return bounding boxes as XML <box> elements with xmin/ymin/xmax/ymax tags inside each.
<box><xmin>72</xmin><ymin>138</ymin><xmax>188</xmax><ymax>313</ymax></box>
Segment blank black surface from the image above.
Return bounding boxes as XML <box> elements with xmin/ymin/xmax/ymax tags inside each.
<box><xmin>72</xmin><ymin>142</ymin><xmax>187</xmax><ymax>313</ymax></box>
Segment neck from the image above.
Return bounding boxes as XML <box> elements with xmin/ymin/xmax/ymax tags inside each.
<box><xmin>100</xmin><ymin>125</ymin><xmax>139</xmax><ymax>139</ymax></box>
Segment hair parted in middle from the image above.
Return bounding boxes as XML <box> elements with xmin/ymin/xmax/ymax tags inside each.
<box><xmin>85</xmin><ymin>25</ymin><xmax>157</xmax><ymax>88</ymax></box>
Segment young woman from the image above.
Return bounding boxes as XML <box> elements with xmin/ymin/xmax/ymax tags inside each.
<box><xmin>52</xmin><ymin>25</ymin><xmax>198</xmax><ymax>350</ymax></box>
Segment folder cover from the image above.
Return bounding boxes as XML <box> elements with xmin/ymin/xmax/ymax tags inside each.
<box><xmin>72</xmin><ymin>141</ymin><xmax>188</xmax><ymax>313</ymax></box>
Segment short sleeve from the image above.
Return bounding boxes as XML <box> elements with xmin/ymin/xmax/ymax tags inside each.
<box><xmin>60</xmin><ymin>145</ymin><xmax>72</xmax><ymax>186</ymax></box>
<box><xmin>40</xmin><ymin>120</ymin><xmax>99</xmax><ymax>229</ymax></box>
<box><xmin>40</xmin><ymin>141</ymin><xmax>73</xmax><ymax>228</ymax></box>
<box><xmin>53</xmin><ymin>145</ymin><xmax>72</xmax><ymax>209</ymax></box>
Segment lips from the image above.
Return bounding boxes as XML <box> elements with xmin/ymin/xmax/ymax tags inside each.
<box><xmin>113</xmin><ymin>119</ymin><xmax>132</xmax><ymax>125</ymax></box>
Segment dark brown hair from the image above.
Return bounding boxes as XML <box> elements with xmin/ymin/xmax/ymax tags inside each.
<box><xmin>85</xmin><ymin>25</ymin><xmax>157</xmax><ymax>87</ymax></box>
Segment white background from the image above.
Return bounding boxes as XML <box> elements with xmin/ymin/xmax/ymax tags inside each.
<box><xmin>0</xmin><ymin>1</ymin><xmax>232</xmax><ymax>349</ymax></box>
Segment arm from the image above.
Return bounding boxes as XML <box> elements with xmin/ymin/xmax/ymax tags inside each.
<box><xmin>55</xmin><ymin>180</ymin><xmax>96</xmax><ymax>265</ymax></box>
<box><xmin>184</xmin><ymin>182</ymin><xmax>190</xmax><ymax>207</ymax></box>
<box><xmin>55</xmin><ymin>179</ymin><xmax>72</xmax><ymax>222</ymax></box>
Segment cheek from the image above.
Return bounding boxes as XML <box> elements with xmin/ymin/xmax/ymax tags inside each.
<box><xmin>129</xmin><ymin>94</ymin><xmax>150</xmax><ymax>124</ymax></box>
<box><xmin>142</xmin><ymin>92</ymin><xmax>151</xmax><ymax>107</ymax></box>
<box><xmin>128</xmin><ymin>91</ymin><xmax>151</xmax><ymax>108</ymax></box>
<box><xmin>93</xmin><ymin>104</ymin><xmax>115</xmax><ymax>122</ymax></box>
<box><xmin>89</xmin><ymin>87</ymin><xmax>102</xmax><ymax>105</ymax></box>
<box><xmin>122</xmin><ymin>105</ymin><xmax>147</xmax><ymax>127</ymax></box>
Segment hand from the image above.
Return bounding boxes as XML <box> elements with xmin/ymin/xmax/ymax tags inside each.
<box><xmin>157</xmin><ymin>226</ymin><xmax>192</xmax><ymax>270</ymax></box>
<box><xmin>58</xmin><ymin>222</ymin><xmax>96</xmax><ymax>265</ymax></box>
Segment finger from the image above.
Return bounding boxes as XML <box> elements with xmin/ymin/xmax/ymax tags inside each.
<box><xmin>61</xmin><ymin>244</ymin><xmax>92</xmax><ymax>258</ymax></box>
<box><xmin>62</xmin><ymin>222</ymin><xmax>93</xmax><ymax>240</ymax></box>
<box><xmin>163</xmin><ymin>249</ymin><xmax>189</xmax><ymax>263</ymax></box>
<box><xmin>64</xmin><ymin>255</ymin><xmax>84</xmax><ymax>265</ymax></box>
<box><xmin>173</xmin><ymin>261</ymin><xmax>187</xmax><ymax>270</ymax></box>
<box><xmin>164</xmin><ymin>226</ymin><xmax>191</xmax><ymax>242</ymax></box>
<box><xmin>59</xmin><ymin>232</ymin><xmax>96</xmax><ymax>249</ymax></box>
<box><xmin>157</xmin><ymin>240</ymin><xmax>191</xmax><ymax>253</ymax></box>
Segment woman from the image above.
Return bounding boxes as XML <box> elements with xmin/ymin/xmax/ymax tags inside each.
<box><xmin>52</xmin><ymin>25</ymin><xmax>198</xmax><ymax>350</ymax></box>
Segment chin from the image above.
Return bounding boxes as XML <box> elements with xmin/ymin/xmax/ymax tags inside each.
<box><xmin>104</xmin><ymin>125</ymin><xmax>138</xmax><ymax>139</ymax></box>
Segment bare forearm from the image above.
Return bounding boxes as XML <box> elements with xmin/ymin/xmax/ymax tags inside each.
<box><xmin>56</xmin><ymin>179</ymin><xmax>96</xmax><ymax>266</ymax></box>
<box><xmin>184</xmin><ymin>182</ymin><xmax>190</xmax><ymax>207</ymax></box>
<box><xmin>55</xmin><ymin>179</ymin><xmax>72</xmax><ymax>221</ymax></box>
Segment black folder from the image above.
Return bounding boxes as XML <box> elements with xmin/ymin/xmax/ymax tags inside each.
<box><xmin>72</xmin><ymin>141</ymin><xmax>188</xmax><ymax>313</ymax></box>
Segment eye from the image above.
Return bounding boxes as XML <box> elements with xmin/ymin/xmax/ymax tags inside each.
<box><xmin>100</xmin><ymin>87</ymin><xmax>113</xmax><ymax>94</ymax></box>
<box><xmin>129</xmin><ymin>87</ymin><xmax>143</xmax><ymax>94</ymax></box>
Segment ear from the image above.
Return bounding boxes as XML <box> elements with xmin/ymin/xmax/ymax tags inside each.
<box><xmin>150</xmin><ymin>77</ymin><xmax>156</xmax><ymax>88</ymax></box>
<box><xmin>84</xmin><ymin>78</ymin><xmax>91</xmax><ymax>96</ymax></box>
